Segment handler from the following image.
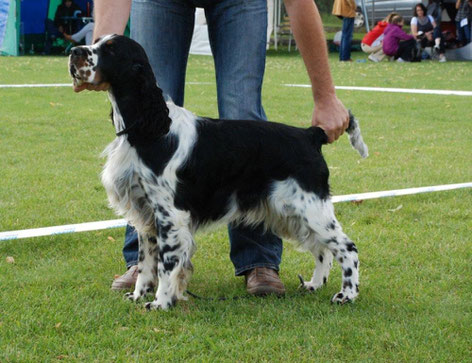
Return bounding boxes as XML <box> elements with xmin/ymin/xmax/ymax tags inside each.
<box><xmin>75</xmin><ymin>0</ymin><xmax>350</xmax><ymax>296</ymax></box>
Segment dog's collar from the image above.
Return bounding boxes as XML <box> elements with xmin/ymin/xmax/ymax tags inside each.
<box><xmin>116</xmin><ymin>122</ymin><xmax>136</xmax><ymax>136</ymax></box>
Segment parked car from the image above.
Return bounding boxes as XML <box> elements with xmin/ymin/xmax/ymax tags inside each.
<box><xmin>355</xmin><ymin>0</ymin><xmax>456</xmax><ymax>28</ymax></box>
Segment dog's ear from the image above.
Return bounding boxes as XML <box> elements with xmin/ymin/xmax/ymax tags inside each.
<box><xmin>135</xmin><ymin>62</ymin><xmax>171</xmax><ymax>140</ymax></box>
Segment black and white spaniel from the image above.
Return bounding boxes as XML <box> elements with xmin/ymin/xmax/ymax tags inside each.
<box><xmin>69</xmin><ymin>35</ymin><xmax>368</xmax><ymax>310</ymax></box>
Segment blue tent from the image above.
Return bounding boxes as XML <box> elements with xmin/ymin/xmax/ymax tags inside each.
<box><xmin>0</xmin><ymin>0</ymin><xmax>20</xmax><ymax>55</ymax></box>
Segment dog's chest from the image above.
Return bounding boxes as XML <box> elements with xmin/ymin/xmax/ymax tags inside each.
<box><xmin>102</xmin><ymin>140</ymin><xmax>152</xmax><ymax>217</ymax></box>
<box><xmin>101</xmin><ymin>138</ymin><xmax>177</xmax><ymax>231</ymax></box>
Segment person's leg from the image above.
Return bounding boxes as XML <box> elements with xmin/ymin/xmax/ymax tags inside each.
<box><xmin>123</xmin><ymin>225</ymin><xmax>139</xmax><ymax>268</ymax></box>
<box><xmin>113</xmin><ymin>0</ymin><xmax>195</xmax><ymax>289</ymax></box>
<box><xmin>205</xmin><ymin>0</ymin><xmax>283</xmax><ymax>278</ymax></box>
<box><xmin>131</xmin><ymin>0</ymin><xmax>195</xmax><ymax>106</ymax></box>
<box><xmin>362</xmin><ymin>43</ymin><xmax>384</xmax><ymax>61</ymax></box>
<box><xmin>361</xmin><ymin>43</ymin><xmax>373</xmax><ymax>54</ymax></box>
<box><xmin>340</xmin><ymin>17</ymin><xmax>354</xmax><ymax>61</ymax></box>
<box><xmin>432</xmin><ymin>26</ymin><xmax>446</xmax><ymax>55</ymax></box>
<box><xmin>84</xmin><ymin>23</ymin><xmax>94</xmax><ymax>45</ymax></box>
<box><xmin>397</xmin><ymin>38</ymin><xmax>416</xmax><ymax>61</ymax></box>
<box><xmin>70</xmin><ymin>22</ymin><xmax>93</xmax><ymax>43</ymax></box>
<box><xmin>372</xmin><ymin>45</ymin><xmax>386</xmax><ymax>61</ymax></box>
<box><xmin>205</xmin><ymin>0</ymin><xmax>267</xmax><ymax>120</ymax></box>
<box><xmin>456</xmin><ymin>21</ymin><xmax>465</xmax><ymax>44</ymax></box>
<box><xmin>111</xmin><ymin>224</ymin><xmax>140</xmax><ymax>290</ymax></box>
<box><xmin>464</xmin><ymin>23</ymin><xmax>471</xmax><ymax>44</ymax></box>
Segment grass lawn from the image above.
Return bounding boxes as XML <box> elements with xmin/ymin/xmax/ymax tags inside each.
<box><xmin>0</xmin><ymin>51</ymin><xmax>471</xmax><ymax>361</ymax></box>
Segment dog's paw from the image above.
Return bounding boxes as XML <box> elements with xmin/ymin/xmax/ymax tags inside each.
<box><xmin>298</xmin><ymin>274</ymin><xmax>325</xmax><ymax>292</ymax></box>
<box><xmin>124</xmin><ymin>291</ymin><xmax>142</xmax><ymax>302</ymax></box>
<box><xmin>144</xmin><ymin>298</ymin><xmax>176</xmax><ymax>311</ymax></box>
<box><xmin>330</xmin><ymin>291</ymin><xmax>357</xmax><ymax>305</ymax></box>
<box><xmin>302</xmin><ymin>281</ymin><xmax>324</xmax><ymax>292</ymax></box>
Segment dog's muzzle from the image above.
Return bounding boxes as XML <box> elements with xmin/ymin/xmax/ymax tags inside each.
<box><xmin>68</xmin><ymin>46</ymin><xmax>98</xmax><ymax>88</ymax></box>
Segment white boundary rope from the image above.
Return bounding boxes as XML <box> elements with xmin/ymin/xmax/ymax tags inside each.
<box><xmin>0</xmin><ymin>83</ymin><xmax>71</xmax><ymax>88</ymax></box>
<box><xmin>2</xmin><ymin>83</ymin><xmax>472</xmax><ymax>96</ymax></box>
<box><xmin>0</xmin><ymin>82</ymin><xmax>212</xmax><ymax>88</ymax></box>
<box><xmin>1</xmin><ymin>182</ymin><xmax>471</xmax><ymax>241</ymax></box>
<box><xmin>285</xmin><ymin>84</ymin><xmax>472</xmax><ymax>97</ymax></box>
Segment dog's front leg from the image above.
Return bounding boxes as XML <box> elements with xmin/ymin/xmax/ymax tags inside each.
<box><xmin>145</xmin><ymin>208</ymin><xmax>195</xmax><ymax>311</ymax></box>
<box><xmin>125</xmin><ymin>232</ymin><xmax>158</xmax><ymax>301</ymax></box>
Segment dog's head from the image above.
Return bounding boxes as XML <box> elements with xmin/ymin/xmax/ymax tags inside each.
<box><xmin>68</xmin><ymin>34</ymin><xmax>154</xmax><ymax>91</ymax></box>
<box><xmin>69</xmin><ymin>35</ymin><xmax>171</xmax><ymax>141</ymax></box>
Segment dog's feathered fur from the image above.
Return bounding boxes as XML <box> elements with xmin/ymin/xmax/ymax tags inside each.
<box><xmin>69</xmin><ymin>35</ymin><xmax>368</xmax><ymax>310</ymax></box>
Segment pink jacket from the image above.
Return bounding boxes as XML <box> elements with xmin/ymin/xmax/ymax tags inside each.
<box><xmin>382</xmin><ymin>23</ymin><xmax>414</xmax><ymax>56</ymax></box>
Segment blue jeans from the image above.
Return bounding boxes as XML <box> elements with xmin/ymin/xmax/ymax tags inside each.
<box><xmin>456</xmin><ymin>21</ymin><xmax>471</xmax><ymax>44</ymax></box>
<box><xmin>123</xmin><ymin>0</ymin><xmax>283</xmax><ymax>275</ymax></box>
<box><xmin>340</xmin><ymin>17</ymin><xmax>354</xmax><ymax>61</ymax></box>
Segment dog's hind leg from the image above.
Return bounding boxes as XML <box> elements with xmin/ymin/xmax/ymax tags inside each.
<box><xmin>125</xmin><ymin>232</ymin><xmax>158</xmax><ymax>301</ymax></box>
<box><xmin>145</xmin><ymin>209</ymin><xmax>196</xmax><ymax>311</ymax></box>
<box><xmin>301</xmin><ymin>242</ymin><xmax>334</xmax><ymax>291</ymax></box>
<box><xmin>304</xmin><ymin>198</ymin><xmax>360</xmax><ymax>304</ymax></box>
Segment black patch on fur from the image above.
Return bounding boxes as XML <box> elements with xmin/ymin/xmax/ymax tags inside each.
<box><xmin>158</xmin><ymin>223</ymin><xmax>172</xmax><ymax>240</ymax></box>
<box><xmin>346</xmin><ymin>242</ymin><xmax>358</xmax><ymax>253</ymax></box>
<box><xmin>158</xmin><ymin>243</ymin><xmax>180</xmax><ymax>262</ymax></box>
<box><xmin>173</xmin><ymin>118</ymin><xmax>330</xmax><ymax>224</ymax></box>
<box><xmin>157</xmin><ymin>205</ymin><xmax>170</xmax><ymax>219</ymax></box>
<box><xmin>163</xmin><ymin>256</ymin><xmax>179</xmax><ymax>272</ymax></box>
<box><xmin>344</xmin><ymin>267</ymin><xmax>353</xmax><ymax>277</ymax></box>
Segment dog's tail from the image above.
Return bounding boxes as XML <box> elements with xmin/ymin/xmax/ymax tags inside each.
<box><xmin>346</xmin><ymin>111</ymin><xmax>369</xmax><ymax>158</ymax></box>
<box><xmin>312</xmin><ymin>111</ymin><xmax>369</xmax><ymax>158</ymax></box>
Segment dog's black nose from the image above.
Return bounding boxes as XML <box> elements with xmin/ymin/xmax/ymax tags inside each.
<box><xmin>70</xmin><ymin>47</ymin><xmax>85</xmax><ymax>57</ymax></box>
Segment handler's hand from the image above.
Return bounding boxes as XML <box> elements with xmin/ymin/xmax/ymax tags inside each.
<box><xmin>312</xmin><ymin>95</ymin><xmax>349</xmax><ymax>143</ymax></box>
<box><xmin>73</xmin><ymin>82</ymin><xmax>110</xmax><ymax>93</ymax></box>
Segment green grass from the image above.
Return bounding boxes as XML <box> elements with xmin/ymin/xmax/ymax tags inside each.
<box><xmin>1</xmin><ymin>52</ymin><xmax>471</xmax><ymax>362</ymax></box>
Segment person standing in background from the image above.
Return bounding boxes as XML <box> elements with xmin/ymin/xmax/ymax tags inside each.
<box><xmin>332</xmin><ymin>0</ymin><xmax>357</xmax><ymax>61</ymax></box>
<box><xmin>455</xmin><ymin>0</ymin><xmax>472</xmax><ymax>45</ymax></box>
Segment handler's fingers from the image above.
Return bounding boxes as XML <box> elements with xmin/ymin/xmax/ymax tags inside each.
<box><xmin>73</xmin><ymin>82</ymin><xmax>110</xmax><ymax>93</ymax></box>
<box><xmin>73</xmin><ymin>83</ymin><xmax>88</xmax><ymax>93</ymax></box>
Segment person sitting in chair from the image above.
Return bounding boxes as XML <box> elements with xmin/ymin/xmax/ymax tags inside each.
<box><xmin>44</xmin><ymin>0</ymin><xmax>83</xmax><ymax>54</ymax></box>
<box><xmin>411</xmin><ymin>3</ymin><xmax>447</xmax><ymax>62</ymax></box>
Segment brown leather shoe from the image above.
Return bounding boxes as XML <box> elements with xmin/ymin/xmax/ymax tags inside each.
<box><xmin>245</xmin><ymin>267</ymin><xmax>285</xmax><ymax>296</ymax></box>
<box><xmin>111</xmin><ymin>265</ymin><xmax>139</xmax><ymax>291</ymax></box>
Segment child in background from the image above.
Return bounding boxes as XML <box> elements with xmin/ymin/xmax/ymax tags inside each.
<box><xmin>383</xmin><ymin>15</ymin><xmax>419</xmax><ymax>62</ymax></box>
<box><xmin>361</xmin><ymin>12</ymin><xmax>399</xmax><ymax>62</ymax></box>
